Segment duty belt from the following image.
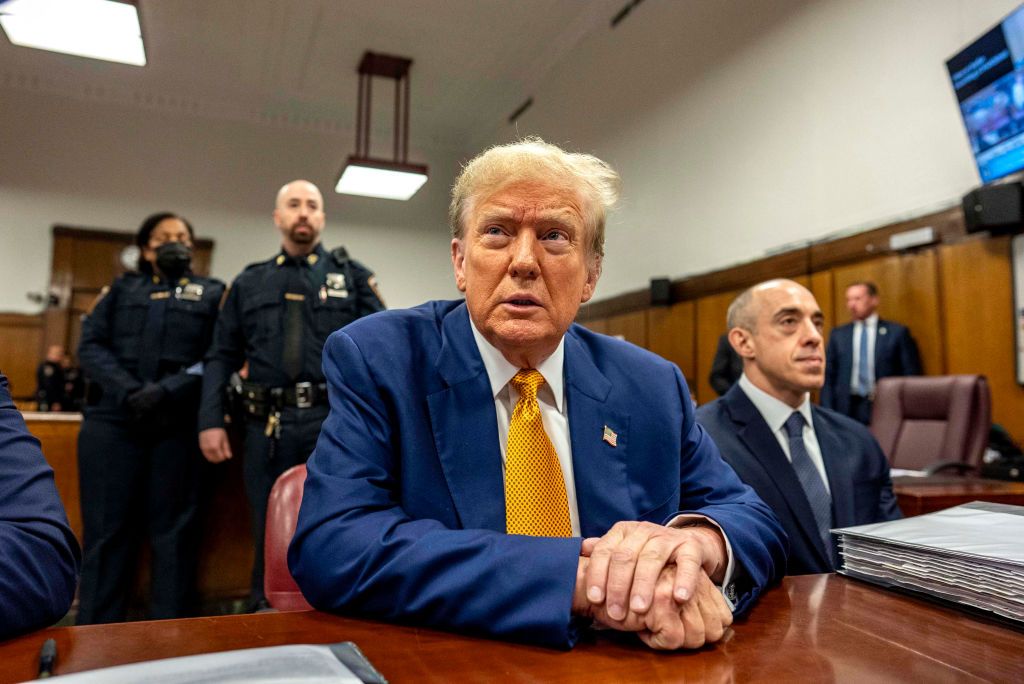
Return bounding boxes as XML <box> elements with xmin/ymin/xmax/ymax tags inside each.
<box><xmin>239</xmin><ymin>381</ymin><xmax>328</xmax><ymax>417</ymax></box>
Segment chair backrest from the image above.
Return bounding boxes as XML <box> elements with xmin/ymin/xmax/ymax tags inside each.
<box><xmin>869</xmin><ymin>375</ymin><xmax>991</xmax><ymax>471</ymax></box>
<box><xmin>264</xmin><ymin>464</ymin><xmax>313</xmax><ymax>611</ymax></box>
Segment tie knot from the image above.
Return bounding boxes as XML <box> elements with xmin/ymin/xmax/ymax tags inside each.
<box><xmin>784</xmin><ymin>412</ymin><xmax>805</xmax><ymax>439</ymax></box>
<box><xmin>511</xmin><ymin>369</ymin><xmax>544</xmax><ymax>400</ymax></box>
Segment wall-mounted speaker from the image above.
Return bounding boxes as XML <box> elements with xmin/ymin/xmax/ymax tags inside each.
<box><xmin>650</xmin><ymin>277</ymin><xmax>672</xmax><ymax>306</ymax></box>
<box><xmin>962</xmin><ymin>182</ymin><xmax>1024</xmax><ymax>234</ymax></box>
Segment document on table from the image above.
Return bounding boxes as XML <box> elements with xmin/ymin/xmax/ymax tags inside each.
<box><xmin>834</xmin><ymin>502</ymin><xmax>1024</xmax><ymax>624</ymax></box>
<box><xmin>37</xmin><ymin>643</ymin><xmax>387</xmax><ymax>684</ymax></box>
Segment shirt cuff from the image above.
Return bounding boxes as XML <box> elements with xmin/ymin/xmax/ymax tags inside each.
<box><xmin>665</xmin><ymin>513</ymin><xmax>737</xmax><ymax>612</ymax></box>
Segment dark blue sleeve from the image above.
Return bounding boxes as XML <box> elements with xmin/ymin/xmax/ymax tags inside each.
<box><xmin>77</xmin><ymin>281</ymin><xmax>141</xmax><ymax>406</ymax></box>
<box><xmin>0</xmin><ymin>374</ymin><xmax>80</xmax><ymax>639</ymax></box>
<box><xmin>200</xmin><ymin>281</ymin><xmax>245</xmax><ymax>431</ymax></box>
<box><xmin>669</xmin><ymin>368</ymin><xmax>787</xmax><ymax>616</ymax></box>
<box><xmin>289</xmin><ymin>331</ymin><xmax>583</xmax><ymax>648</ymax></box>
<box><xmin>899</xmin><ymin>328</ymin><xmax>923</xmax><ymax>376</ymax></box>
<box><xmin>868</xmin><ymin>434</ymin><xmax>902</xmax><ymax>521</ymax></box>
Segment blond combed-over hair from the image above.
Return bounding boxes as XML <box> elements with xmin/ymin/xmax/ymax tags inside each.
<box><xmin>449</xmin><ymin>137</ymin><xmax>620</xmax><ymax>257</ymax></box>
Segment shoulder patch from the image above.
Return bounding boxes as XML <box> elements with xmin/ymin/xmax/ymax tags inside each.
<box><xmin>88</xmin><ymin>285</ymin><xmax>111</xmax><ymax>314</ymax></box>
<box><xmin>367</xmin><ymin>275</ymin><xmax>385</xmax><ymax>307</ymax></box>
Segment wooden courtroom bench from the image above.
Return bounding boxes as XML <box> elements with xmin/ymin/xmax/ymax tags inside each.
<box><xmin>23</xmin><ymin>413</ymin><xmax>253</xmax><ymax>614</ymax></box>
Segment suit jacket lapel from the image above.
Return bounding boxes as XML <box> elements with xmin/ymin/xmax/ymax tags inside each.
<box><xmin>723</xmin><ymin>387</ymin><xmax>832</xmax><ymax>566</ymax></box>
<box><xmin>564</xmin><ymin>331</ymin><xmax>633</xmax><ymax>537</ymax></box>
<box><xmin>426</xmin><ymin>303</ymin><xmax>506</xmax><ymax>532</ymax></box>
<box><xmin>813</xmin><ymin>408</ymin><xmax>855</xmax><ymax>528</ymax></box>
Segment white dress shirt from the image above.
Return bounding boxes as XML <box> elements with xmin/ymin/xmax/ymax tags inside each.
<box><xmin>849</xmin><ymin>313</ymin><xmax>878</xmax><ymax>395</ymax></box>
<box><xmin>737</xmin><ymin>374</ymin><xmax>831</xmax><ymax>493</ymax></box>
<box><xmin>469</xmin><ymin>321</ymin><xmax>737</xmax><ymax>605</ymax></box>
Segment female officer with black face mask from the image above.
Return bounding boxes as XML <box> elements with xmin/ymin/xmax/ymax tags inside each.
<box><xmin>76</xmin><ymin>212</ymin><xmax>225</xmax><ymax>624</ymax></box>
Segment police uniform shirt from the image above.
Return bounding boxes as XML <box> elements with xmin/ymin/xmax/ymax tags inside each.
<box><xmin>199</xmin><ymin>243</ymin><xmax>384</xmax><ymax>431</ymax></box>
<box><xmin>78</xmin><ymin>271</ymin><xmax>225</xmax><ymax>416</ymax></box>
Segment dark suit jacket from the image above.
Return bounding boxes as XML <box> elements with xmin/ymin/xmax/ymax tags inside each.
<box><xmin>820</xmin><ymin>318</ymin><xmax>922</xmax><ymax>415</ymax></box>
<box><xmin>290</xmin><ymin>300</ymin><xmax>787</xmax><ymax>648</ymax></box>
<box><xmin>0</xmin><ymin>374</ymin><xmax>80</xmax><ymax>639</ymax></box>
<box><xmin>696</xmin><ymin>384</ymin><xmax>901</xmax><ymax>575</ymax></box>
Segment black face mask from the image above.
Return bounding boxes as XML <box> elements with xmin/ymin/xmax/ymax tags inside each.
<box><xmin>155</xmin><ymin>242</ymin><xmax>192</xmax><ymax>280</ymax></box>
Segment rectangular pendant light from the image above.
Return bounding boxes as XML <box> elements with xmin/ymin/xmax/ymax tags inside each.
<box><xmin>0</xmin><ymin>0</ymin><xmax>146</xmax><ymax>67</ymax></box>
<box><xmin>335</xmin><ymin>157</ymin><xmax>428</xmax><ymax>201</ymax></box>
<box><xmin>336</xmin><ymin>52</ymin><xmax>428</xmax><ymax>201</ymax></box>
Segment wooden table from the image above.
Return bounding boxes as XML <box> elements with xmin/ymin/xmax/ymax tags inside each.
<box><xmin>1</xmin><ymin>575</ymin><xmax>1020</xmax><ymax>682</ymax></box>
<box><xmin>893</xmin><ymin>475</ymin><xmax>1024</xmax><ymax>516</ymax></box>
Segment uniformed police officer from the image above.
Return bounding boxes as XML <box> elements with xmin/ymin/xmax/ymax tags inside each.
<box><xmin>77</xmin><ymin>212</ymin><xmax>225</xmax><ymax>624</ymax></box>
<box><xmin>199</xmin><ymin>179</ymin><xmax>384</xmax><ymax>608</ymax></box>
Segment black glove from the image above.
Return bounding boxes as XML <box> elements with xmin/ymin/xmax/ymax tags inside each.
<box><xmin>125</xmin><ymin>382</ymin><xmax>167</xmax><ymax>420</ymax></box>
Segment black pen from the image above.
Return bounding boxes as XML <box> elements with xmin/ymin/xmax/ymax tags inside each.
<box><xmin>38</xmin><ymin>638</ymin><xmax>56</xmax><ymax>679</ymax></box>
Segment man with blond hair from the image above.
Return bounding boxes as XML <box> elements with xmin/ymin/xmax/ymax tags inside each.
<box><xmin>200</xmin><ymin>179</ymin><xmax>384</xmax><ymax>608</ymax></box>
<box><xmin>291</xmin><ymin>139</ymin><xmax>786</xmax><ymax>650</ymax></box>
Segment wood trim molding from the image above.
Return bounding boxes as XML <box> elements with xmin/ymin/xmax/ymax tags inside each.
<box><xmin>578</xmin><ymin>206</ymin><xmax>968</xmax><ymax>322</ymax></box>
<box><xmin>0</xmin><ymin>312</ymin><xmax>43</xmax><ymax>327</ymax></box>
<box><xmin>52</xmin><ymin>225</ymin><xmax>215</xmax><ymax>250</ymax></box>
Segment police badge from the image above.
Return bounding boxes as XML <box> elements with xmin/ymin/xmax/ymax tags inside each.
<box><xmin>325</xmin><ymin>272</ymin><xmax>348</xmax><ymax>298</ymax></box>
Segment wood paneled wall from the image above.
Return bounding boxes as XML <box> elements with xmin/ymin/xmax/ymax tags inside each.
<box><xmin>938</xmin><ymin>235</ymin><xmax>1024</xmax><ymax>439</ymax></box>
<box><xmin>578</xmin><ymin>208</ymin><xmax>1024</xmax><ymax>439</ymax></box>
<box><xmin>0</xmin><ymin>313</ymin><xmax>44</xmax><ymax>399</ymax></box>
<box><xmin>648</xmin><ymin>302</ymin><xmax>696</xmax><ymax>383</ymax></box>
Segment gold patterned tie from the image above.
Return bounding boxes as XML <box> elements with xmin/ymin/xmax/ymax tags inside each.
<box><xmin>505</xmin><ymin>369</ymin><xmax>572</xmax><ymax>537</ymax></box>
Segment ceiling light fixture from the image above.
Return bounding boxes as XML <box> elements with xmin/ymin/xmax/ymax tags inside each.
<box><xmin>0</xmin><ymin>0</ymin><xmax>146</xmax><ymax>66</ymax></box>
<box><xmin>335</xmin><ymin>51</ymin><xmax>428</xmax><ymax>201</ymax></box>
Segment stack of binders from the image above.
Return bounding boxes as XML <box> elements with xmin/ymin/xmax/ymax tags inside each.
<box><xmin>833</xmin><ymin>502</ymin><xmax>1024</xmax><ymax>625</ymax></box>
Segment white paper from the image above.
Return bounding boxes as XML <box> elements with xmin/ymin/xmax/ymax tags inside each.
<box><xmin>34</xmin><ymin>644</ymin><xmax>363</xmax><ymax>684</ymax></box>
<box><xmin>834</xmin><ymin>502</ymin><xmax>1024</xmax><ymax>624</ymax></box>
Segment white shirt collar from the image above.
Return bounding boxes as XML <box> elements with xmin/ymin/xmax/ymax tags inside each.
<box><xmin>469</xmin><ymin>319</ymin><xmax>566</xmax><ymax>413</ymax></box>
<box><xmin>738</xmin><ymin>373</ymin><xmax>813</xmax><ymax>434</ymax></box>
<box><xmin>856</xmin><ymin>313</ymin><xmax>879</xmax><ymax>328</ymax></box>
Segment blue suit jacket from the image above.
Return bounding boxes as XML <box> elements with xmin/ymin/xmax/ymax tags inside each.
<box><xmin>0</xmin><ymin>374</ymin><xmax>80</xmax><ymax>639</ymax></box>
<box><xmin>696</xmin><ymin>384</ymin><xmax>901</xmax><ymax>575</ymax></box>
<box><xmin>290</xmin><ymin>301</ymin><xmax>786</xmax><ymax>648</ymax></box>
<box><xmin>820</xmin><ymin>319</ymin><xmax>922</xmax><ymax>414</ymax></box>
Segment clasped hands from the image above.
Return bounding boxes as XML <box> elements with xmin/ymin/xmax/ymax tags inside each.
<box><xmin>572</xmin><ymin>521</ymin><xmax>733</xmax><ymax>650</ymax></box>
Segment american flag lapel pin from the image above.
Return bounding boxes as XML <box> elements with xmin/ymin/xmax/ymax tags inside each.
<box><xmin>602</xmin><ymin>425</ymin><xmax>618</xmax><ymax>447</ymax></box>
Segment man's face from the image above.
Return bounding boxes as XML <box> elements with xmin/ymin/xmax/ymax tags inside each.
<box><xmin>735</xmin><ymin>282</ymin><xmax>825</xmax><ymax>404</ymax></box>
<box><xmin>845</xmin><ymin>284</ymin><xmax>878</xmax><ymax>321</ymax></box>
<box><xmin>274</xmin><ymin>181</ymin><xmax>325</xmax><ymax>248</ymax></box>
<box><xmin>451</xmin><ymin>181</ymin><xmax>600</xmax><ymax>366</ymax></box>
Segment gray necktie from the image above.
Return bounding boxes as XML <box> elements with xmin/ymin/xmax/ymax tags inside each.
<box><xmin>856</xmin><ymin>322</ymin><xmax>871</xmax><ymax>397</ymax></box>
<box><xmin>784</xmin><ymin>412</ymin><xmax>834</xmax><ymax>556</ymax></box>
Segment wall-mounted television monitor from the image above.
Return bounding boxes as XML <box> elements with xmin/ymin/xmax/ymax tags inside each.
<box><xmin>947</xmin><ymin>5</ymin><xmax>1024</xmax><ymax>183</ymax></box>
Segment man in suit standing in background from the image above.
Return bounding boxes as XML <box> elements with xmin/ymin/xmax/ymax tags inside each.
<box><xmin>820</xmin><ymin>282</ymin><xmax>922</xmax><ymax>424</ymax></box>
<box><xmin>697</xmin><ymin>280</ymin><xmax>900</xmax><ymax>575</ymax></box>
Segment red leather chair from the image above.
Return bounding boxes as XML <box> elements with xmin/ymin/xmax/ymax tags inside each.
<box><xmin>869</xmin><ymin>375</ymin><xmax>991</xmax><ymax>474</ymax></box>
<box><xmin>264</xmin><ymin>464</ymin><xmax>313</xmax><ymax>611</ymax></box>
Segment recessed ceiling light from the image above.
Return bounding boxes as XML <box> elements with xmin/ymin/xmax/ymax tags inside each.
<box><xmin>0</xmin><ymin>0</ymin><xmax>146</xmax><ymax>67</ymax></box>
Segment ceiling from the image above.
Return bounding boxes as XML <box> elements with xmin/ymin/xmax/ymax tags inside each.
<box><xmin>0</xmin><ymin>0</ymin><xmax>626</xmax><ymax>152</ymax></box>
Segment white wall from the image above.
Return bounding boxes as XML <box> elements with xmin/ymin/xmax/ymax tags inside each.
<box><xmin>0</xmin><ymin>88</ymin><xmax>462</xmax><ymax>313</ymax></box>
<box><xmin>489</xmin><ymin>0</ymin><xmax>1023</xmax><ymax>301</ymax></box>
